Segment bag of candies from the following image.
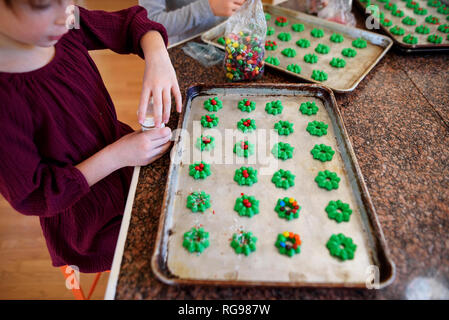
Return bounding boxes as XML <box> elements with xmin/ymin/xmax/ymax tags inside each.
<box><xmin>223</xmin><ymin>0</ymin><xmax>267</xmax><ymax>82</ymax></box>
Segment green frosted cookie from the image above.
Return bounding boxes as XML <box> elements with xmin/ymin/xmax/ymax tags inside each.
<box><xmin>274</xmin><ymin>120</ymin><xmax>294</xmax><ymax>136</ymax></box>
<box><xmin>425</xmin><ymin>15</ymin><xmax>440</xmax><ymax>24</ymax></box>
<box><xmin>237</xmin><ymin>118</ymin><xmax>256</xmax><ymax>133</ymax></box>
<box><xmin>234</xmin><ymin>166</ymin><xmax>258</xmax><ymax>186</ymax></box>
<box><xmin>342</xmin><ymin>48</ymin><xmax>357</xmax><ymax>57</ymax></box>
<box><xmin>330</xmin><ymin>57</ymin><xmax>346</xmax><ymax>68</ymax></box>
<box><xmin>403</xmin><ymin>34</ymin><xmax>418</xmax><ymax>44</ymax></box>
<box><xmin>271</xmin><ymin>142</ymin><xmax>294</xmax><ymax>160</ymax></box>
<box><xmin>402</xmin><ymin>16</ymin><xmax>417</xmax><ymax>26</ymax></box>
<box><xmin>311</xmin><ymin>144</ymin><xmax>335</xmax><ymax>162</ymax></box>
<box><xmin>234</xmin><ymin>194</ymin><xmax>260</xmax><ymax>218</ymax></box>
<box><xmin>275</xmin><ymin>232</ymin><xmax>301</xmax><ymax>257</ymax></box>
<box><xmin>428</xmin><ymin>34</ymin><xmax>443</xmax><ymax>44</ymax></box>
<box><xmin>311</xmin><ymin>28</ymin><xmax>324</xmax><ymax>38</ymax></box>
<box><xmin>391</xmin><ymin>9</ymin><xmax>404</xmax><ymax>17</ymax></box>
<box><xmin>265</xmin><ymin>100</ymin><xmax>283</xmax><ymax>115</ymax></box>
<box><xmin>278</xmin><ymin>32</ymin><xmax>292</xmax><ymax>41</ymax></box>
<box><xmin>265</xmin><ymin>40</ymin><xmax>278</xmax><ymax>50</ymax></box>
<box><xmin>275</xmin><ymin>16</ymin><xmax>288</xmax><ymax>27</ymax></box>
<box><xmin>267</xmin><ymin>26</ymin><xmax>275</xmax><ymax>36</ymax></box>
<box><xmin>438</xmin><ymin>24</ymin><xmax>449</xmax><ymax>33</ymax></box>
<box><xmin>230</xmin><ymin>231</ymin><xmax>257</xmax><ymax>256</ymax></box>
<box><xmin>381</xmin><ymin>18</ymin><xmax>393</xmax><ymax>27</ymax></box>
<box><xmin>306</xmin><ymin>120</ymin><xmax>328</xmax><ymax>136</ymax></box>
<box><xmin>238</xmin><ymin>99</ymin><xmax>256</xmax><ymax>112</ymax></box>
<box><xmin>299</xmin><ymin>101</ymin><xmax>319</xmax><ymax>115</ymax></box>
<box><xmin>196</xmin><ymin>135</ymin><xmax>215</xmax><ymax>151</ymax></box>
<box><xmin>272</xmin><ymin>169</ymin><xmax>295</xmax><ymax>189</ymax></box>
<box><xmin>390</xmin><ymin>26</ymin><xmax>405</xmax><ymax>35</ymax></box>
<box><xmin>265</xmin><ymin>56</ymin><xmax>280</xmax><ymax>66</ymax></box>
<box><xmin>296</xmin><ymin>38</ymin><xmax>311</xmax><ymax>48</ymax></box>
<box><xmin>315</xmin><ymin>170</ymin><xmax>340</xmax><ymax>190</ymax></box>
<box><xmin>186</xmin><ymin>191</ymin><xmax>211</xmax><ymax>213</ymax></box>
<box><xmin>352</xmin><ymin>37</ymin><xmax>367</xmax><ymax>48</ymax></box>
<box><xmin>201</xmin><ymin>114</ymin><xmax>219</xmax><ymax>128</ymax></box>
<box><xmin>315</xmin><ymin>43</ymin><xmax>330</xmax><ymax>54</ymax></box>
<box><xmin>326</xmin><ymin>233</ymin><xmax>357</xmax><ymax>261</ymax></box>
<box><xmin>281</xmin><ymin>48</ymin><xmax>297</xmax><ymax>57</ymax></box>
<box><xmin>325</xmin><ymin>200</ymin><xmax>352</xmax><ymax>223</ymax></box>
<box><xmin>292</xmin><ymin>23</ymin><xmax>305</xmax><ymax>32</ymax></box>
<box><xmin>415</xmin><ymin>25</ymin><xmax>430</xmax><ymax>34</ymax></box>
<box><xmin>330</xmin><ymin>33</ymin><xmax>344</xmax><ymax>43</ymax></box>
<box><xmin>234</xmin><ymin>140</ymin><xmax>255</xmax><ymax>158</ymax></box>
<box><xmin>275</xmin><ymin>197</ymin><xmax>301</xmax><ymax>221</ymax></box>
<box><xmin>204</xmin><ymin>97</ymin><xmax>223</xmax><ymax>111</ymax></box>
<box><xmin>311</xmin><ymin>70</ymin><xmax>328</xmax><ymax>82</ymax></box>
<box><xmin>183</xmin><ymin>227</ymin><xmax>209</xmax><ymax>253</ymax></box>
<box><xmin>304</xmin><ymin>53</ymin><xmax>318</xmax><ymax>64</ymax></box>
<box><xmin>189</xmin><ymin>161</ymin><xmax>211</xmax><ymax>180</ymax></box>
<box><xmin>414</xmin><ymin>7</ymin><xmax>427</xmax><ymax>15</ymax></box>
<box><xmin>286</xmin><ymin>64</ymin><xmax>301</xmax><ymax>74</ymax></box>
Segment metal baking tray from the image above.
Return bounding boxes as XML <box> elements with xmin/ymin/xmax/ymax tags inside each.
<box><xmin>201</xmin><ymin>4</ymin><xmax>393</xmax><ymax>93</ymax></box>
<box><xmin>354</xmin><ymin>0</ymin><xmax>449</xmax><ymax>53</ymax></box>
<box><xmin>151</xmin><ymin>83</ymin><xmax>395</xmax><ymax>288</ymax></box>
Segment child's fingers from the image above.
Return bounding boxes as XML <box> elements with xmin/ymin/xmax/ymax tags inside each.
<box><xmin>172</xmin><ymin>83</ymin><xmax>182</xmax><ymax>113</ymax></box>
<box><xmin>148</xmin><ymin>140</ymin><xmax>172</xmax><ymax>161</ymax></box>
<box><xmin>152</xmin><ymin>88</ymin><xmax>163</xmax><ymax>127</ymax></box>
<box><xmin>145</xmin><ymin>126</ymin><xmax>172</xmax><ymax>141</ymax></box>
<box><xmin>162</xmin><ymin>87</ymin><xmax>171</xmax><ymax>124</ymax></box>
<box><xmin>138</xmin><ymin>87</ymin><xmax>151</xmax><ymax>125</ymax></box>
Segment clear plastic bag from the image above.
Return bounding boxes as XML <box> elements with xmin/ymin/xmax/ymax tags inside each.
<box><xmin>182</xmin><ymin>42</ymin><xmax>225</xmax><ymax>68</ymax></box>
<box><xmin>307</xmin><ymin>0</ymin><xmax>356</xmax><ymax>27</ymax></box>
<box><xmin>223</xmin><ymin>0</ymin><xmax>267</xmax><ymax>82</ymax></box>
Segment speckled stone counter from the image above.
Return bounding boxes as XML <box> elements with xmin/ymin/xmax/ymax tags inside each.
<box><xmin>114</xmin><ymin>5</ymin><xmax>449</xmax><ymax>300</ymax></box>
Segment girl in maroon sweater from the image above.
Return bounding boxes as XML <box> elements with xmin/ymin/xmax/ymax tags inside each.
<box><xmin>0</xmin><ymin>0</ymin><xmax>182</xmax><ymax>272</ymax></box>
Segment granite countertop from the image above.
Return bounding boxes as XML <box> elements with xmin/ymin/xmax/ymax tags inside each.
<box><xmin>114</xmin><ymin>3</ymin><xmax>449</xmax><ymax>299</ymax></box>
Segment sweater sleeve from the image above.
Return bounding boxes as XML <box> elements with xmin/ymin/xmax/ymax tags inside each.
<box><xmin>0</xmin><ymin>90</ymin><xmax>90</xmax><ymax>218</ymax></box>
<box><xmin>73</xmin><ymin>5</ymin><xmax>168</xmax><ymax>59</ymax></box>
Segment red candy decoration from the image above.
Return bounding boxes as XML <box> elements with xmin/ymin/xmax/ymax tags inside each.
<box><xmin>242</xmin><ymin>170</ymin><xmax>249</xmax><ymax>178</ymax></box>
<box><xmin>211</xmin><ymin>99</ymin><xmax>217</xmax><ymax>106</ymax></box>
<box><xmin>245</xmin><ymin>100</ymin><xmax>251</xmax><ymax>106</ymax></box>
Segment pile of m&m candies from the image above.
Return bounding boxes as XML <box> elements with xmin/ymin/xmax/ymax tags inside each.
<box><xmin>224</xmin><ymin>31</ymin><xmax>265</xmax><ymax>82</ymax></box>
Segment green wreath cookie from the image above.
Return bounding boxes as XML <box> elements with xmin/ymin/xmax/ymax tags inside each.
<box><xmin>428</xmin><ymin>34</ymin><xmax>443</xmax><ymax>44</ymax></box>
<box><xmin>265</xmin><ymin>40</ymin><xmax>278</xmax><ymax>50</ymax></box>
<box><xmin>425</xmin><ymin>15</ymin><xmax>440</xmax><ymax>24</ymax></box>
<box><xmin>201</xmin><ymin>114</ymin><xmax>219</xmax><ymax>128</ymax></box>
<box><xmin>315</xmin><ymin>43</ymin><xmax>330</xmax><ymax>54</ymax></box>
<box><xmin>402</xmin><ymin>16</ymin><xmax>417</xmax><ymax>26</ymax></box>
<box><xmin>281</xmin><ymin>48</ymin><xmax>297</xmax><ymax>57</ymax></box>
<box><xmin>234</xmin><ymin>166</ymin><xmax>258</xmax><ymax>186</ymax></box>
<box><xmin>183</xmin><ymin>227</ymin><xmax>210</xmax><ymax>253</ymax></box>
<box><xmin>311</xmin><ymin>28</ymin><xmax>324</xmax><ymax>38</ymax></box>
<box><xmin>292</xmin><ymin>23</ymin><xmax>305</xmax><ymax>32</ymax></box>
<box><xmin>204</xmin><ymin>97</ymin><xmax>223</xmax><ymax>111</ymax></box>
<box><xmin>237</xmin><ymin>118</ymin><xmax>256</xmax><ymax>133</ymax></box>
<box><xmin>275</xmin><ymin>197</ymin><xmax>301</xmax><ymax>221</ymax></box>
<box><xmin>406</xmin><ymin>1</ymin><xmax>419</xmax><ymax>9</ymax></box>
<box><xmin>267</xmin><ymin>26</ymin><xmax>275</xmax><ymax>36</ymax></box>
<box><xmin>272</xmin><ymin>169</ymin><xmax>295</xmax><ymax>189</ymax></box>
<box><xmin>304</xmin><ymin>53</ymin><xmax>318</xmax><ymax>64</ymax></box>
<box><xmin>311</xmin><ymin>144</ymin><xmax>335</xmax><ymax>162</ymax></box>
<box><xmin>325</xmin><ymin>200</ymin><xmax>352</xmax><ymax>223</ymax></box>
<box><xmin>275</xmin><ymin>16</ymin><xmax>288</xmax><ymax>27</ymax></box>
<box><xmin>271</xmin><ymin>142</ymin><xmax>294</xmax><ymax>160</ymax></box>
<box><xmin>278</xmin><ymin>32</ymin><xmax>292</xmax><ymax>42</ymax></box>
<box><xmin>381</xmin><ymin>18</ymin><xmax>393</xmax><ymax>27</ymax></box>
<box><xmin>352</xmin><ymin>38</ymin><xmax>367</xmax><ymax>48</ymax></box>
<box><xmin>415</xmin><ymin>25</ymin><xmax>430</xmax><ymax>34</ymax></box>
<box><xmin>234</xmin><ymin>140</ymin><xmax>255</xmax><ymax>158</ymax></box>
<box><xmin>315</xmin><ymin>170</ymin><xmax>340</xmax><ymax>191</ymax></box>
<box><xmin>330</xmin><ymin>57</ymin><xmax>346</xmax><ymax>68</ymax></box>
<box><xmin>384</xmin><ymin>2</ymin><xmax>396</xmax><ymax>11</ymax></box>
<box><xmin>287</xmin><ymin>64</ymin><xmax>301</xmax><ymax>74</ymax></box>
<box><xmin>427</xmin><ymin>0</ymin><xmax>441</xmax><ymax>7</ymax></box>
<box><xmin>230</xmin><ymin>231</ymin><xmax>257</xmax><ymax>256</ymax></box>
<box><xmin>274</xmin><ymin>120</ymin><xmax>294</xmax><ymax>136</ymax></box>
<box><xmin>265</xmin><ymin>56</ymin><xmax>280</xmax><ymax>66</ymax></box>
<box><xmin>275</xmin><ymin>231</ymin><xmax>301</xmax><ymax>257</ymax></box>
<box><xmin>234</xmin><ymin>193</ymin><xmax>260</xmax><ymax>218</ymax></box>
<box><xmin>311</xmin><ymin>70</ymin><xmax>328</xmax><ymax>82</ymax></box>
<box><xmin>265</xmin><ymin>100</ymin><xmax>283</xmax><ymax>115</ymax></box>
<box><xmin>300</xmin><ymin>101</ymin><xmax>319</xmax><ymax>115</ymax></box>
<box><xmin>296</xmin><ymin>38</ymin><xmax>311</xmax><ymax>48</ymax></box>
<box><xmin>238</xmin><ymin>99</ymin><xmax>256</xmax><ymax>112</ymax></box>
<box><xmin>306</xmin><ymin>120</ymin><xmax>328</xmax><ymax>136</ymax></box>
<box><xmin>438</xmin><ymin>24</ymin><xmax>449</xmax><ymax>33</ymax></box>
<box><xmin>186</xmin><ymin>191</ymin><xmax>211</xmax><ymax>213</ymax></box>
<box><xmin>414</xmin><ymin>7</ymin><xmax>427</xmax><ymax>15</ymax></box>
<box><xmin>189</xmin><ymin>161</ymin><xmax>211</xmax><ymax>180</ymax></box>
<box><xmin>391</xmin><ymin>9</ymin><xmax>404</xmax><ymax>17</ymax></box>
<box><xmin>403</xmin><ymin>34</ymin><xmax>418</xmax><ymax>44</ymax></box>
<box><xmin>326</xmin><ymin>233</ymin><xmax>357</xmax><ymax>261</ymax></box>
<box><xmin>437</xmin><ymin>5</ymin><xmax>449</xmax><ymax>14</ymax></box>
<box><xmin>342</xmin><ymin>48</ymin><xmax>357</xmax><ymax>57</ymax></box>
<box><xmin>330</xmin><ymin>33</ymin><xmax>344</xmax><ymax>43</ymax></box>
<box><xmin>196</xmin><ymin>135</ymin><xmax>215</xmax><ymax>151</ymax></box>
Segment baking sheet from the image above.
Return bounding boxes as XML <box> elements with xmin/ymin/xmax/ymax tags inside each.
<box><xmin>355</xmin><ymin>0</ymin><xmax>449</xmax><ymax>52</ymax></box>
<box><xmin>151</xmin><ymin>84</ymin><xmax>395</xmax><ymax>288</ymax></box>
<box><xmin>201</xmin><ymin>4</ymin><xmax>393</xmax><ymax>92</ymax></box>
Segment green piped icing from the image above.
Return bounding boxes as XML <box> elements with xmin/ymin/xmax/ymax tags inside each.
<box><xmin>325</xmin><ymin>200</ymin><xmax>353</xmax><ymax>223</ymax></box>
<box><xmin>311</xmin><ymin>28</ymin><xmax>324</xmax><ymax>38</ymax></box>
<box><xmin>265</xmin><ymin>56</ymin><xmax>280</xmax><ymax>66</ymax></box>
<box><xmin>196</xmin><ymin>135</ymin><xmax>215</xmax><ymax>151</ymax></box>
<box><xmin>304</xmin><ymin>53</ymin><xmax>318</xmax><ymax>64</ymax></box>
<box><xmin>391</xmin><ymin>9</ymin><xmax>404</xmax><ymax>17</ymax></box>
<box><xmin>281</xmin><ymin>48</ymin><xmax>297</xmax><ymax>57</ymax></box>
<box><xmin>381</xmin><ymin>18</ymin><xmax>393</xmax><ymax>27</ymax></box>
<box><xmin>438</xmin><ymin>24</ymin><xmax>449</xmax><ymax>33</ymax></box>
<box><xmin>237</xmin><ymin>118</ymin><xmax>256</xmax><ymax>133</ymax></box>
<box><xmin>390</xmin><ymin>26</ymin><xmax>405</xmax><ymax>35</ymax></box>
<box><xmin>265</xmin><ymin>100</ymin><xmax>283</xmax><ymax>115</ymax></box>
<box><xmin>306</xmin><ymin>120</ymin><xmax>328</xmax><ymax>136</ymax></box>
<box><xmin>311</xmin><ymin>70</ymin><xmax>328</xmax><ymax>82</ymax></box>
<box><xmin>234</xmin><ymin>194</ymin><xmax>260</xmax><ymax>218</ymax></box>
<box><xmin>428</xmin><ymin>34</ymin><xmax>443</xmax><ymax>43</ymax></box>
<box><xmin>330</xmin><ymin>33</ymin><xmax>344</xmax><ymax>43</ymax></box>
<box><xmin>238</xmin><ymin>99</ymin><xmax>256</xmax><ymax>112</ymax></box>
<box><xmin>425</xmin><ymin>15</ymin><xmax>440</xmax><ymax>24</ymax></box>
<box><xmin>230</xmin><ymin>231</ymin><xmax>257</xmax><ymax>256</ymax></box>
<box><xmin>402</xmin><ymin>16</ymin><xmax>417</xmax><ymax>26</ymax></box>
<box><xmin>352</xmin><ymin>38</ymin><xmax>367</xmax><ymax>48</ymax></box>
<box><xmin>234</xmin><ymin>166</ymin><xmax>258</xmax><ymax>186</ymax></box>
<box><xmin>384</xmin><ymin>2</ymin><xmax>396</xmax><ymax>11</ymax></box>
<box><xmin>406</xmin><ymin>1</ymin><xmax>419</xmax><ymax>9</ymax></box>
<box><xmin>403</xmin><ymin>34</ymin><xmax>418</xmax><ymax>44</ymax></box>
<box><xmin>296</xmin><ymin>38</ymin><xmax>311</xmax><ymax>48</ymax></box>
<box><xmin>272</xmin><ymin>169</ymin><xmax>295</xmax><ymax>189</ymax></box>
<box><xmin>275</xmin><ymin>232</ymin><xmax>301</xmax><ymax>257</ymax></box>
<box><xmin>437</xmin><ymin>5</ymin><xmax>449</xmax><ymax>14</ymax></box>
<box><xmin>415</xmin><ymin>25</ymin><xmax>430</xmax><ymax>34</ymax></box>
<box><xmin>315</xmin><ymin>170</ymin><xmax>340</xmax><ymax>190</ymax></box>
<box><xmin>234</xmin><ymin>140</ymin><xmax>255</xmax><ymax>158</ymax></box>
<box><xmin>183</xmin><ymin>227</ymin><xmax>210</xmax><ymax>253</ymax></box>
<box><xmin>204</xmin><ymin>97</ymin><xmax>223</xmax><ymax>111</ymax></box>
<box><xmin>278</xmin><ymin>32</ymin><xmax>292</xmax><ymax>42</ymax></box>
<box><xmin>271</xmin><ymin>142</ymin><xmax>294</xmax><ymax>160</ymax></box>
<box><xmin>265</xmin><ymin>12</ymin><xmax>271</xmax><ymax>21</ymax></box>
<box><xmin>311</xmin><ymin>144</ymin><xmax>335</xmax><ymax>162</ymax></box>
<box><xmin>275</xmin><ymin>197</ymin><xmax>301</xmax><ymax>221</ymax></box>
<box><xmin>427</xmin><ymin>0</ymin><xmax>441</xmax><ymax>7</ymax></box>
<box><xmin>217</xmin><ymin>37</ymin><xmax>226</xmax><ymax>45</ymax></box>
<box><xmin>292</xmin><ymin>23</ymin><xmax>305</xmax><ymax>32</ymax></box>
<box><xmin>330</xmin><ymin>57</ymin><xmax>346</xmax><ymax>68</ymax></box>
<box><xmin>315</xmin><ymin>43</ymin><xmax>330</xmax><ymax>54</ymax></box>
<box><xmin>326</xmin><ymin>233</ymin><xmax>357</xmax><ymax>261</ymax></box>
<box><xmin>201</xmin><ymin>114</ymin><xmax>219</xmax><ymax>128</ymax></box>
<box><xmin>267</xmin><ymin>26</ymin><xmax>275</xmax><ymax>36</ymax></box>
<box><xmin>189</xmin><ymin>161</ymin><xmax>211</xmax><ymax>180</ymax></box>
<box><xmin>342</xmin><ymin>48</ymin><xmax>357</xmax><ymax>57</ymax></box>
<box><xmin>274</xmin><ymin>120</ymin><xmax>294</xmax><ymax>136</ymax></box>
<box><xmin>275</xmin><ymin>16</ymin><xmax>288</xmax><ymax>27</ymax></box>
<box><xmin>300</xmin><ymin>101</ymin><xmax>319</xmax><ymax>115</ymax></box>
<box><xmin>186</xmin><ymin>191</ymin><xmax>211</xmax><ymax>212</ymax></box>
<box><xmin>414</xmin><ymin>7</ymin><xmax>427</xmax><ymax>15</ymax></box>
<box><xmin>287</xmin><ymin>64</ymin><xmax>301</xmax><ymax>74</ymax></box>
<box><xmin>265</xmin><ymin>40</ymin><xmax>278</xmax><ymax>50</ymax></box>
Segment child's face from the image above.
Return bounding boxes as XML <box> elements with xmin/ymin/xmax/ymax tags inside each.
<box><xmin>0</xmin><ymin>0</ymin><xmax>74</xmax><ymax>47</ymax></box>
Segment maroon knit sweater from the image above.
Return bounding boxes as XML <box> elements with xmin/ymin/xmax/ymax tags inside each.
<box><xmin>0</xmin><ymin>6</ymin><xmax>168</xmax><ymax>273</ymax></box>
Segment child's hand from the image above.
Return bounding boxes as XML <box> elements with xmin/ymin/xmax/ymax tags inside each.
<box><xmin>111</xmin><ymin>128</ymin><xmax>173</xmax><ymax>167</ymax></box>
<box><xmin>209</xmin><ymin>0</ymin><xmax>246</xmax><ymax>17</ymax></box>
<box><xmin>138</xmin><ymin>31</ymin><xmax>182</xmax><ymax>128</ymax></box>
